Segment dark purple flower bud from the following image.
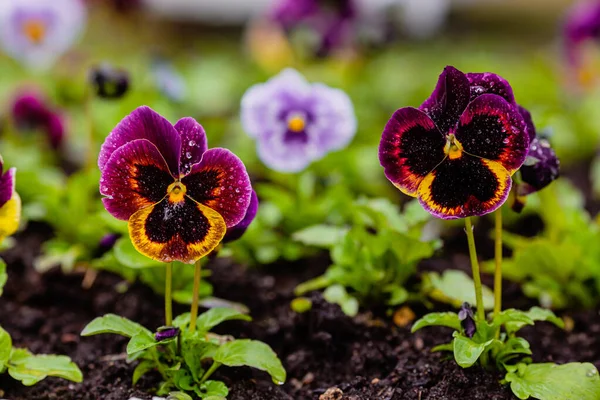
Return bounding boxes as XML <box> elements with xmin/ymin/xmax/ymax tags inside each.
<box><xmin>223</xmin><ymin>190</ymin><xmax>258</xmax><ymax>243</ymax></box>
<box><xmin>11</xmin><ymin>91</ymin><xmax>66</xmax><ymax>149</ymax></box>
<box><xmin>155</xmin><ymin>326</ymin><xmax>180</xmax><ymax>342</ymax></box>
<box><xmin>458</xmin><ymin>302</ymin><xmax>476</xmax><ymax>338</ymax></box>
<box><xmin>99</xmin><ymin>233</ymin><xmax>120</xmax><ymax>252</ymax></box>
<box><xmin>89</xmin><ymin>63</ymin><xmax>130</xmax><ymax>100</ymax></box>
<box><xmin>518</xmin><ymin>137</ymin><xmax>560</xmax><ymax>196</ymax></box>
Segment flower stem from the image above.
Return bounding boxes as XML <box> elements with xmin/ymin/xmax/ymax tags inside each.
<box><xmin>200</xmin><ymin>361</ymin><xmax>221</xmax><ymax>384</ymax></box>
<box><xmin>189</xmin><ymin>260</ymin><xmax>202</xmax><ymax>334</ymax></box>
<box><xmin>464</xmin><ymin>217</ymin><xmax>485</xmax><ymax>321</ymax></box>
<box><xmin>493</xmin><ymin>210</ymin><xmax>503</xmax><ymax>317</ymax></box>
<box><xmin>165</xmin><ymin>262</ymin><xmax>173</xmax><ymax>326</ymax></box>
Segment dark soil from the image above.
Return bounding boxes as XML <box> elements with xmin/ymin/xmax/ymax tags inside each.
<box><xmin>0</xmin><ymin>223</ymin><xmax>599</xmax><ymax>400</ymax></box>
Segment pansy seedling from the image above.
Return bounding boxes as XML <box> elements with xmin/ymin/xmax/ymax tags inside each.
<box><xmin>0</xmin><ymin>0</ymin><xmax>86</xmax><ymax>70</ymax></box>
<box><xmin>0</xmin><ymin>155</ymin><xmax>20</xmax><ymax>243</ymax></box>
<box><xmin>241</xmin><ymin>68</ymin><xmax>356</xmax><ymax>173</ymax></box>
<box><xmin>11</xmin><ymin>91</ymin><xmax>66</xmax><ymax>150</ymax></box>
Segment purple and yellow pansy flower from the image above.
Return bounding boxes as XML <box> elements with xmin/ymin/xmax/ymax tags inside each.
<box><xmin>99</xmin><ymin>106</ymin><xmax>253</xmax><ymax>264</ymax></box>
<box><xmin>0</xmin><ymin>0</ymin><xmax>86</xmax><ymax>70</ymax></box>
<box><xmin>0</xmin><ymin>155</ymin><xmax>20</xmax><ymax>242</ymax></box>
<box><xmin>379</xmin><ymin>66</ymin><xmax>530</xmax><ymax>219</ymax></box>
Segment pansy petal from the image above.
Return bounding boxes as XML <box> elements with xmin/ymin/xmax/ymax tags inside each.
<box><xmin>379</xmin><ymin>107</ymin><xmax>446</xmax><ymax>197</ymax></box>
<box><xmin>0</xmin><ymin>167</ymin><xmax>16</xmax><ymax>207</ymax></box>
<box><xmin>98</xmin><ymin>106</ymin><xmax>182</xmax><ymax>176</ymax></box>
<box><xmin>0</xmin><ymin>192</ymin><xmax>20</xmax><ymax>241</ymax></box>
<box><xmin>175</xmin><ymin>117</ymin><xmax>208</xmax><ymax>175</ymax></box>
<box><xmin>417</xmin><ymin>155</ymin><xmax>511</xmax><ymax>219</ymax></box>
<box><xmin>517</xmin><ymin>105</ymin><xmax>536</xmax><ymax>143</ymax></box>
<box><xmin>128</xmin><ymin>197</ymin><xmax>226</xmax><ymax>264</ymax></box>
<box><xmin>466</xmin><ymin>72</ymin><xmax>516</xmax><ymax>104</ymax></box>
<box><xmin>420</xmin><ymin>66</ymin><xmax>471</xmax><ymax>133</ymax></box>
<box><xmin>518</xmin><ymin>137</ymin><xmax>560</xmax><ymax>195</ymax></box>
<box><xmin>182</xmin><ymin>148</ymin><xmax>252</xmax><ymax>228</ymax></box>
<box><xmin>455</xmin><ymin>94</ymin><xmax>529</xmax><ymax>174</ymax></box>
<box><xmin>224</xmin><ymin>190</ymin><xmax>258</xmax><ymax>243</ymax></box>
<box><xmin>101</xmin><ymin>139</ymin><xmax>174</xmax><ymax>221</ymax></box>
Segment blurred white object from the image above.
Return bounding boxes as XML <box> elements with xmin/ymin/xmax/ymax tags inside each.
<box><xmin>0</xmin><ymin>0</ymin><xmax>86</xmax><ymax>70</ymax></box>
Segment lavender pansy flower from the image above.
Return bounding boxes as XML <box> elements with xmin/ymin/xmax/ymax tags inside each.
<box><xmin>0</xmin><ymin>0</ymin><xmax>86</xmax><ymax>70</ymax></box>
<box><xmin>99</xmin><ymin>106</ymin><xmax>253</xmax><ymax>264</ymax></box>
<box><xmin>270</xmin><ymin>0</ymin><xmax>357</xmax><ymax>56</ymax></box>
<box><xmin>241</xmin><ymin>68</ymin><xmax>356</xmax><ymax>173</ymax></box>
<box><xmin>12</xmin><ymin>91</ymin><xmax>66</xmax><ymax>149</ymax></box>
<box><xmin>0</xmin><ymin>155</ymin><xmax>20</xmax><ymax>242</ymax></box>
<box><xmin>564</xmin><ymin>0</ymin><xmax>600</xmax><ymax>71</ymax></box>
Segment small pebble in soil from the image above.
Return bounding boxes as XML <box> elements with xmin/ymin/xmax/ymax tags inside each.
<box><xmin>319</xmin><ymin>387</ymin><xmax>343</xmax><ymax>400</ymax></box>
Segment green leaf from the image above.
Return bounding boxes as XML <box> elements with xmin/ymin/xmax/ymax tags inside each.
<box><xmin>7</xmin><ymin>348</ymin><xmax>83</xmax><ymax>385</ymax></box>
<box><xmin>196</xmin><ymin>308</ymin><xmax>251</xmax><ymax>334</ymax></box>
<box><xmin>0</xmin><ymin>258</ymin><xmax>6</xmax><ymax>296</ymax></box>
<box><xmin>81</xmin><ymin>314</ymin><xmax>152</xmax><ymax>338</ymax></box>
<box><xmin>411</xmin><ymin>312</ymin><xmax>461</xmax><ymax>333</ymax></box>
<box><xmin>213</xmin><ymin>339</ymin><xmax>286</xmax><ymax>384</ymax></box>
<box><xmin>323</xmin><ymin>285</ymin><xmax>359</xmax><ymax>317</ymax></box>
<box><xmin>126</xmin><ymin>331</ymin><xmax>158</xmax><ymax>355</ymax></box>
<box><xmin>292</xmin><ymin>225</ymin><xmax>348</xmax><ymax>248</ymax></box>
<box><xmin>290</xmin><ymin>297</ymin><xmax>313</xmax><ymax>314</ymax></box>
<box><xmin>504</xmin><ymin>307</ymin><xmax>564</xmax><ymax>335</ymax></box>
<box><xmin>167</xmin><ymin>392</ymin><xmax>194</xmax><ymax>400</ymax></box>
<box><xmin>200</xmin><ymin>380</ymin><xmax>229</xmax><ymax>398</ymax></box>
<box><xmin>132</xmin><ymin>359</ymin><xmax>155</xmax><ymax>385</ymax></box>
<box><xmin>0</xmin><ymin>326</ymin><xmax>12</xmax><ymax>371</ymax></box>
<box><xmin>181</xmin><ymin>332</ymin><xmax>217</xmax><ymax>381</ymax></box>
<box><xmin>423</xmin><ymin>270</ymin><xmax>494</xmax><ymax>310</ymax></box>
<box><xmin>453</xmin><ymin>335</ymin><xmax>493</xmax><ymax>368</ymax></box>
<box><xmin>113</xmin><ymin>238</ymin><xmax>163</xmax><ymax>268</ymax></box>
<box><xmin>505</xmin><ymin>362</ymin><xmax>600</xmax><ymax>400</ymax></box>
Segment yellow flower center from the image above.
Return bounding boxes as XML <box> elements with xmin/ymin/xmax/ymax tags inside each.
<box><xmin>287</xmin><ymin>114</ymin><xmax>306</xmax><ymax>132</ymax></box>
<box><xmin>22</xmin><ymin>19</ymin><xmax>46</xmax><ymax>44</ymax></box>
<box><xmin>167</xmin><ymin>181</ymin><xmax>187</xmax><ymax>203</ymax></box>
<box><xmin>444</xmin><ymin>134</ymin><xmax>463</xmax><ymax>160</ymax></box>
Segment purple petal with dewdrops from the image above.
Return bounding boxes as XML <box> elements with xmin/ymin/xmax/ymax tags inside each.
<box><xmin>241</xmin><ymin>68</ymin><xmax>356</xmax><ymax>173</ymax></box>
<box><xmin>0</xmin><ymin>0</ymin><xmax>86</xmax><ymax>70</ymax></box>
<box><xmin>518</xmin><ymin>137</ymin><xmax>560</xmax><ymax>196</ymax></box>
<box><xmin>420</xmin><ymin>66</ymin><xmax>471</xmax><ymax>134</ymax></box>
<box><xmin>98</xmin><ymin>106</ymin><xmax>182</xmax><ymax>176</ymax></box>
<box><xmin>174</xmin><ymin>117</ymin><xmax>208</xmax><ymax>175</ymax></box>
<box><xmin>224</xmin><ymin>190</ymin><xmax>258</xmax><ymax>243</ymax></box>
<box><xmin>517</xmin><ymin>105</ymin><xmax>536</xmax><ymax>144</ymax></box>
<box><xmin>466</xmin><ymin>72</ymin><xmax>516</xmax><ymax>105</ymax></box>
<box><xmin>182</xmin><ymin>148</ymin><xmax>252</xmax><ymax>228</ymax></box>
<box><xmin>0</xmin><ymin>165</ymin><xmax>16</xmax><ymax>208</ymax></box>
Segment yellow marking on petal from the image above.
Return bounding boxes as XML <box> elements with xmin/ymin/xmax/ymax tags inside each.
<box><xmin>287</xmin><ymin>115</ymin><xmax>306</xmax><ymax>132</ymax></box>
<box><xmin>0</xmin><ymin>193</ymin><xmax>21</xmax><ymax>242</ymax></box>
<box><xmin>394</xmin><ymin>178</ymin><xmax>420</xmax><ymax>198</ymax></box>
<box><xmin>167</xmin><ymin>181</ymin><xmax>187</xmax><ymax>203</ymax></box>
<box><xmin>22</xmin><ymin>19</ymin><xmax>46</xmax><ymax>44</ymax></box>
<box><xmin>128</xmin><ymin>198</ymin><xmax>226</xmax><ymax>264</ymax></box>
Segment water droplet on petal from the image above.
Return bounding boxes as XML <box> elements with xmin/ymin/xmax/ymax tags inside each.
<box><xmin>587</xmin><ymin>369</ymin><xmax>598</xmax><ymax>377</ymax></box>
<box><xmin>186</xmin><ymin>152</ymin><xmax>192</xmax><ymax>159</ymax></box>
<box><xmin>188</xmin><ymin>140</ymin><xmax>196</xmax><ymax>146</ymax></box>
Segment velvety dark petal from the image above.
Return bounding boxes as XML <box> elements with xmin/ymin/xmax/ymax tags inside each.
<box><xmin>517</xmin><ymin>105</ymin><xmax>536</xmax><ymax>143</ymax></box>
<box><xmin>379</xmin><ymin>107</ymin><xmax>446</xmax><ymax>197</ymax></box>
<box><xmin>98</xmin><ymin>106</ymin><xmax>182</xmax><ymax>176</ymax></box>
<box><xmin>518</xmin><ymin>137</ymin><xmax>560</xmax><ymax>195</ymax></box>
<box><xmin>128</xmin><ymin>196</ymin><xmax>226</xmax><ymax>264</ymax></box>
<box><xmin>417</xmin><ymin>154</ymin><xmax>511</xmax><ymax>219</ymax></box>
<box><xmin>455</xmin><ymin>94</ymin><xmax>529</xmax><ymax>174</ymax></box>
<box><xmin>175</xmin><ymin>117</ymin><xmax>209</xmax><ymax>175</ymax></box>
<box><xmin>224</xmin><ymin>190</ymin><xmax>258</xmax><ymax>243</ymax></box>
<box><xmin>466</xmin><ymin>72</ymin><xmax>516</xmax><ymax>105</ymax></box>
<box><xmin>0</xmin><ymin>166</ymin><xmax>16</xmax><ymax>208</ymax></box>
<box><xmin>182</xmin><ymin>148</ymin><xmax>252</xmax><ymax>228</ymax></box>
<box><xmin>420</xmin><ymin>66</ymin><xmax>471</xmax><ymax>133</ymax></box>
<box><xmin>101</xmin><ymin>139</ymin><xmax>175</xmax><ymax>221</ymax></box>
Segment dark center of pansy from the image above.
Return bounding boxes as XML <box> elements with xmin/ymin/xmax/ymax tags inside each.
<box><xmin>444</xmin><ymin>134</ymin><xmax>464</xmax><ymax>160</ymax></box>
<box><xmin>167</xmin><ymin>181</ymin><xmax>187</xmax><ymax>203</ymax></box>
<box><xmin>22</xmin><ymin>19</ymin><xmax>46</xmax><ymax>44</ymax></box>
<box><xmin>286</xmin><ymin>113</ymin><xmax>306</xmax><ymax>133</ymax></box>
